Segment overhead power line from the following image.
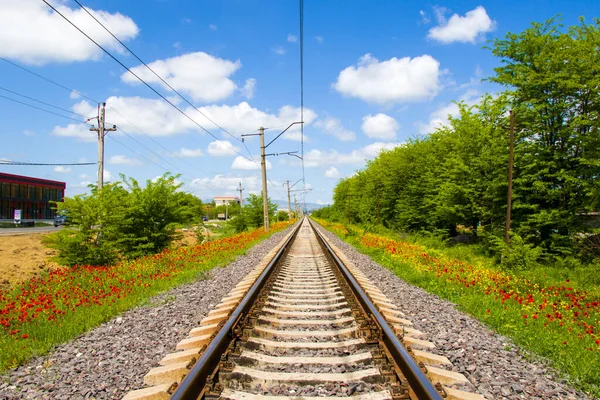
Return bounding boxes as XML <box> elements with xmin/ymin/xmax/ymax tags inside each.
<box><xmin>299</xmin><ymin>0</ymin><xmax>307</xmax><ymax>209</ymax></box>
<box><xmin>41</xmin><ymin>0</ymin><xmax>249</xmax><ymax>163</ymax></box>
<box><xmin>0</xmin><ymin>56</ymin><xmax>97</xmax><ymax>103</ymax></box>
<box><xmin>72</xmin><ymin>0</ymin><xmax>241</xmax><ymax>144</ymax></box>
<box><xmin>0</xmin><ymin>86</ymin><xmax>89</xmax><ymax>120</ymax></box>
<box><xmin>1</xmin><ymin>46</ymin><xmax>224</xmax><ymax>189</ymax></box>
<box><xmin>0</xmin><ymin>160</ymin><xmax>95</xmax><ymax>166</ymax></box>
<box><xmin>0</xmin><ymin>93</ymin><xmax>84</xmax><ymax>124</ymax></box>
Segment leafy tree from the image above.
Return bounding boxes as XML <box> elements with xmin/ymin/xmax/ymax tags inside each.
<box><xmin>116</xmin><ymin>173</ymin><xmax>189</xmax><ymax>259</ymax></box>
<box><xmin>43</xmin><ymin>183</ymin><xmax>128</xmax><ymax>266</ymax></box>
<box><xmin>45</xmin><ymin>173</ymin><xmax>197</xmax><ymax>265</ymax></box>
<box><xmin>490</xmin><ymin>17</ymin><xmax>600</xmax><ymax>254</ymax></box>
<box><xmin>275</xmin><ymin>210</ymin><xmax>289</xmax><ymax>222</ymax></box>
<box><xmin>243</xmin><ymin>193</ymin><xmax>277</xmax><ymax>228</ymax></box>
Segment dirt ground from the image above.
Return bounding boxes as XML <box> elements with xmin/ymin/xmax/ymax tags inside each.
<box><xmin>0</xmin><ymin>228</ymin><xmax>205</xmax><ymax>290</ymax></box>
<box><xmin>0</xmin><ymin>233</ymin><xmax>60</xmax><ymax>288</ymax></box>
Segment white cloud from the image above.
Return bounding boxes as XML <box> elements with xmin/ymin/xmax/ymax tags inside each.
<box><xmin>418</xmin><ymin>89</ymin><xmax>481</xmax><ymax>134</ymax></box>
<box><xmin>301</xmin><ymin>142</ymin><xmax>401</xmax><ymax>168</ymax></box>
<box><xmin>361</xmin><ymin>113</ymin><xmax>399</xmax><ymax>140</ymax></box>
<box><xmin>191</xmin><ymin>174</ymin><xmax>260</xmax><ymax>192</ymax></box>
<box><xmin>104</xmin><ymin>170</ymin><xmax>113</xmax><ymax>182</ymax></box>
<box><xmin>207</xmin><ymin>140</ymin><xmax>239</xmax><ymax>156</ymax></box>
<box><xmin>53</xmin><ymin>122</ymin><xmax>96</xmax><ymax>142</ymax></box>
<box><xmin>324</xmin><ymin>166</ymin><xmax>339</xmax><ymax>178</ymax></box>
<box><xmin>272</xmin><ymin>46</ymin><xmax>286</xmax><ymax>55</ymax></box>
<box><xmin>315</xmin><ymin>117</ymin><xmax>356</xmax><ymax>141</ymax></box>
<box><xmin>241</xmin><ymin>78</ymin><xmax>256</xmax><ymax>99</ymax></box>
<box><xmin>287</xmin><ymin>34</ymin><xmax>297</xmax><ymax>43</ymax></box>
<box><xmin>121</xmin><ymin>52</ymin><xmax>243</xmax><ymax>103</ymax></box>
<box><xmin>231</xmin><ymin>156</ymin><xmax>272</xmax><ymax>170</ymax></box>
<box><xmin>174</xmin><ymin>148</ymin><xmax>204</xmax><ymax>158</ymax></box>
<box><xmin>428</xmin><ymin>6</ymin><xmax>495</xmax><ymax>44</ymax></box>
<box><xmin>108</xmin><ymin>155</ymin><xmax>142</xmax><ymax>166</ymax></box>
<box><xmin>54</xmin><ymin>166</ymin><xmax>71</xmax><ymax>173</ymax></box>
<box><xmin>419</xmin><ymin>10</ymin><xmax>430</xmax><ymax>24</ymax></box>
<box><xmin>0</xmin><ymin>1</ymin><xmax>138</xmax><ymax>65</ymax></box>
<box><xmin>23</xmin><ymin>130</ymin><xmax>35</xmax><ymax>137</ymax></box>
<box><xmin>315</xmin><ymin>36</ymin><xmax>324</xmax><ymax>44</ymax></box>
<box><xmin>54</xmin><ymin>99</ymin><xmax>317</xmax><ymax>141</ymax></box>
<box><xmin>193</xmin><ymin>102</ymin><xmax>317</xmax><ymax>139</ymax></box>
<box><xmin>209</xmin><ymin>24</ymin><xmax>217</xmax><ymax>30</ymax></box>
<box><xmin>69</xmin><ymin>91</ymin><xmax>81</xmax><ymax>100</ymax></box>
<box><xmin>333</xmin><ymin>54</ymin><xmax>441</xmax><ymax>104</ymax></box>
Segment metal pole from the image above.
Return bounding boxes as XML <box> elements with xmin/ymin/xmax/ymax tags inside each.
<box><xmin>90</xmin><ymin>102</ymin><xmax>116</xmax><ymax>191</ymax></box>
<box><xmin>260</xmin><ymin>127</ymin><xmax>269</xmax><ymax>231</ymax></box>
<box><xmin>294</xmin><ymin>194</ymin><xmax>297</xmax><ymax>219</ymax></box>
<box><xmin>238</xmin><ymin>182</ymin><xmax>244</xmax><ymax>207</ymax></box>
<box><xmin>98</xmin><ymin>103</ymin><xmax>105</xmax><ymax>190</ymax></box>
<box><xmin>506</xmin><ymin>110</ymin><xmax>515</xmax><ymax>245</ymax></box>
<box><xmin>286</xmin><ymin>180</ymin><xmax>292</xmax><ymax>221</ymax></box>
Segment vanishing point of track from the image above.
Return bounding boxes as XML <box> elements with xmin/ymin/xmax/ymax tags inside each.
<box><xmin>124</xmin><ymin>218</ymin><xmax>483</xmax><ymax>400</ymax></box>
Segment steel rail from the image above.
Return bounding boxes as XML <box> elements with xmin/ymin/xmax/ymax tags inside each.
<box><xmin>309</xmin><ymin>219</ymin><xmax>443</xmax><ymax>400</ymax></box>
<box><xmin>170</xmin><ymin>221</ymin><xmax>303</xmax><ymax>400</ymax></box>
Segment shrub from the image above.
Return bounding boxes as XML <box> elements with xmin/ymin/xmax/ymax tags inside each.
<box><xmin>44</xmin><ymin>173</ymin><xmax>198</xmax><ymax>266</ymax></box>
<box><xmin>488</xmin><ymin>232</ymin><xmax>543</xmax><ymax>271</ymax></box>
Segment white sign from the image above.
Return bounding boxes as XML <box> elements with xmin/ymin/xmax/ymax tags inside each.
<box><xmin>14</xmin><ymin>209</ymin><xmax>21</xmax><ymax>224</ymax></box>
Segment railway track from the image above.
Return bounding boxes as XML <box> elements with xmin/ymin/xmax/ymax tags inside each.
<box><xmin>124</xmin><ymin>218</ymin><xmax>484</xmax><ymax>400</ymax></box>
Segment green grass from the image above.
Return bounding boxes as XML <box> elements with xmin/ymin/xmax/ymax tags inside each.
<box><xmin>314</xmin><ymin>218</ymin><xmax>600</xmax><ymax>397</ymax></box>
<box><xmin>0</xmin><ymin>222</ymin><xmax>291</xmax><ymax>372</ymax></box>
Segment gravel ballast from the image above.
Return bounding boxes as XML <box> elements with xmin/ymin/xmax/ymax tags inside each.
<box><xmin>313</xmin><ymin>221</ymin><xmax>591</xmax><ymax>400</ymax></box>
<box><xmin>0</xmin><ymin>227</ymin><xmax>295</xmax><ymax>400</ymax></box>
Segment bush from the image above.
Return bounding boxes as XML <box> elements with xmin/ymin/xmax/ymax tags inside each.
<box><xmin>44</xmin><ymin>173</ymin><xmax>198</xmax><ymax>266</ymax></box>
<box><xmin>488</xmin><ymin>232</ymin><xmax>543</xmax><ymax>271</ymax></box>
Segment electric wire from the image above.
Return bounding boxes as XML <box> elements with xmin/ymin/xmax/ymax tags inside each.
<box><xmin>0</xmin><ymin>87</ymin><xmax>213</xmax><ymax>188</ymax></box>
<box><xmin>1</xmin><ymin>45</ymin><xmax>224</xmax><ymax>189</ymax></box>
<box><xmin>72</xmin><ymin>0</ymin><xmax>241</xmax><ymax>144</ymax></box>
<box><xmin>0</xmin><ymin>57</ymin><xmax>97</xmax><ymax>103</ymax></box>
<box><xmin>299</xmin><ymin>0</ymin><xmax>307</xmax><ymax>210</ymax></box>
<box><xmin>0</xmin><ymin>93</ymin><xmax>85</xmax><ymax>123</ymax></box>
<box><xmin>0</xmin><ymin>86</ymin><xmax>90</xmax><ymax>120</ymax></box>
<box><xmin>41</xmin><ymin>0</ymin><xmax>251</xmax><ymax>163</ymax></box>
<box><xmin>106</xmin><ymin>106</ymin><xmax>211</xmax><ymax>179</ymax></box>
<box><xmin>0</xmin><ymin>161</ymin><xmax>95</xmax><ymax>166</ymax></box>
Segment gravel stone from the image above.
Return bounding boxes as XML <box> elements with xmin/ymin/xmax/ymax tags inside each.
<box><xmin>0</xmin><ymin>227</ymin><xmax>295</xmax><ymax>400</ymax></box>
<box><xmin>313</xmin><ymin>221</ymin><xmax>591</xmax><ymax>400</ymax></box>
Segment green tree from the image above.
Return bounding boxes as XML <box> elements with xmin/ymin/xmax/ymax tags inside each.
<box><xmin>490</xmin><ymin>17</ymin><xmax>600</xmax><ymax>254</ymax></box>
<box><xmin>45</xmin><ymin>173</ymin><xmax>196</xmax><ymax>265</ymax></box>
<box><xmin>116</xmin><ymin>173</ymin><xmax>190</xmax><ymax>259</ymax></box>
<box><xmin>43</xmin><ymin>183</ymin><xmax>128</xmax><ymax>266</ymax></box>
<box><xmin>243</xmin><ymin>193</ymin><xmax>277</xmax><ymax>228</ymax></box>
<box><xmin>275</xmin><ymin>210</ymin><xmax>289</xmax><ymax>222</ymax></box>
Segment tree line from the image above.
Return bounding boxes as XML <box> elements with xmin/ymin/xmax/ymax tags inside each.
<box><xmin>314</xmin><ymin>18</ymin><xmax>600</xmax><ymax>266</ymax></box>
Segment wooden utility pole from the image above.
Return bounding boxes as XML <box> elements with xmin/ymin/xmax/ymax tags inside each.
<box><xmin>90</xmin><ymin>102</ymin><xmax>116</xmax><ymax>190</ymax></box>
<box><xmin>505</xmin><ymin>110</ymin><xmax>515</xmax><ymax>245</ymax></box>
<box><xmin>238</xmin><ymin>182</ymin><xmax>244</xmax><ymax>207</ymax></box>
<box><xmin>377</xmin><ymin>181</ymin><xmax>381</xmax><ymax>225</ymax></box>
<box><xmin>259</xmin><ymin>127</ymin><xmax>269</xmax><ymax>231</ymax></box>
<box><xmin>347</xmin><ymin>193</ymin><xmax>351</xmax><ymax>225</ymax></box>
<box><xmin>286</xmin><ymin>180</ymin><xmax>292</xmax><ymax>221</ymax></box>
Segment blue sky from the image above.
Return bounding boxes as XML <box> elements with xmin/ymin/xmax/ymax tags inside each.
<box><xmin>0</xmin><ymin>0</ymin><xmax>597</xmax><ymax>205</ymax></box>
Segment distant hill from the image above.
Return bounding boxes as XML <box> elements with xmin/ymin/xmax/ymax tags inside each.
<box><xmin>272</xmin><ymin>199</ymin><xmax>329</xmax><ymax>212</ymax></box>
